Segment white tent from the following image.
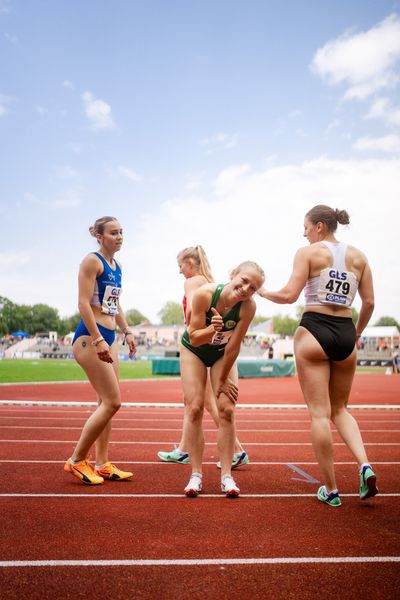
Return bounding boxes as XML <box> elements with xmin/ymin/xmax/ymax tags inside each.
<box><xmin>360</xmin><ymin>326</ymin><xmax>399</xmax><ymax>351</ymax></box>
<box><xmin>362</xmin><ymin>326</ymin><xmax>399</xmax><ymax>338</ymax></box>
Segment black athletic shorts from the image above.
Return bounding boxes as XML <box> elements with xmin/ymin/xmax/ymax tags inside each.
<box><xmin>299</xmin><ymin>312</ymin><xmax>356</xmax><ymax>361</ymax></box>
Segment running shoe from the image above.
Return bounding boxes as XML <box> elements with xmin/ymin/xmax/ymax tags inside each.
<box><xmin>64</xmin><ymin>457</ymin><xmax>104</xmax><ymax>485</ymax></box>
<box><xmin>359</xmin><ymin>465</ymin><xmax>379</xmax><ymax>500</ymax></box>
<box><xmin>317</xmin><ymin>485</ymin><xmax>341</xmax><ymax>507</ymax></box>
<box><xmin>94</xmin><ymin>462</ymin><xmax>133</xmax><ymax>481</ymax></box>
<box><xmin>158</xmin><ymin>449</ymin><xmax>189</xmax><ymax>464</ymax></box>
<box><xmin>184</xmin><ymin>473</ymin><xmax>203</xmax><ymax>497</ymax></box>
<box><xmin>221</xmin><ymin>474</ymin><xmax>240</xmax><ymax>498</ymax></box>
<box><xmin>216</xmin><ymin>451</ymin><xmax>250</xmax><ymax>470</ymax></box>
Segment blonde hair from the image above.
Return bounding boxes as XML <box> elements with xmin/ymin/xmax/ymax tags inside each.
<box><xmin>177</xmin><ymin>245</ymin><xmax>214</xmax><ymax>282</ymax></box>
<box><xmin>89</xmin><ymin>216</ymin><xmax>118</xmax><ymax>238</ymax></box>
<box><xmin>232</xmin><ymin>261</ymin><xmax>265</xmax><ymax>283</ymax></box>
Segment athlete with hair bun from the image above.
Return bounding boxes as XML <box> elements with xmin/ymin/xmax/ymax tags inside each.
<box><xmin>259</xmin><ymin>204</ymin><xmax>378</xmax><ymax>506</ymax></box>
<box><xmin>64</xmin><ymin>216</ymin><xmax>136</xmax><ymax>485</ymax></box>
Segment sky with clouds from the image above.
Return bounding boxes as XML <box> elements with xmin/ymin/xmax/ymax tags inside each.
<box><xmin>1</xmin><ymin>0</ymin><xmax>400</xmax><ymax>325</ymax></box>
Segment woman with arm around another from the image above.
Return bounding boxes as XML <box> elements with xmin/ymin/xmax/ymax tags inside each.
<box><xmin>157</xmin><ymin>246</ymin><xmax>249</xmax><ymax>468</ymax></box>
<box><xmin>181</xmin><ymin>261</ymin><xmax>265</xmax><ymax>498</ymax></box>
<box><xmin>259</xmin><ymin>204</ymin><xmax>378</xmax><ymax>506</ymax></box>
<box><xmin>64</xmin><ymin>216</ymin><xmax>136</xmax><ymax>485</ymax></box>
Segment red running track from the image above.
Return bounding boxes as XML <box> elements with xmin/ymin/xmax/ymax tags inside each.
<box><xmin>0</xmin><ymin>373</ymin><xmax>399</xmax><ymax>406</ymax></box>
<box><xmin>0</xmin><ymin>375</ymin><xmax>399</xmax><ymax>599</ymax></box>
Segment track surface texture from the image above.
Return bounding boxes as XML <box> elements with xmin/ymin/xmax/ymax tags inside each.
<box><xmin>0</xmin><ymin>373</ymin><xmax>399</xmax><ymax>599</ymax></box>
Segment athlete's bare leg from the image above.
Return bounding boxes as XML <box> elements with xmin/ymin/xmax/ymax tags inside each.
<box><xmin>71</xmin><ymin>337</ymin><xmax>121</xmax><ymax>462</ymax></box>
<box><xmin>294</xmin><ymin>327</ymin><xmax>336</xmax><ymax>492</ymax></box>
<box><xmin>180</xmin><ymin>346</ymin><xmax>207</xmax><ymax>475</ymax></box>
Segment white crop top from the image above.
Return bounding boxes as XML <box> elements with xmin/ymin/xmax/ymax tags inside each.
<box><xmin>304</xmin><ymin>241</ymin><xmax>358</xmax><ymax>308</ymax></box>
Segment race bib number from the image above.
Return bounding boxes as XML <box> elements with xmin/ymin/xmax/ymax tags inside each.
<box><xmin>209</xmin><ymin>330</ymin><xmax>234</xmax><ymax>346</ymax></box>
<box><xmin>101</xmin><ymin>285</ymin><xmax>121</xmax><ymax>315</ymax></box>
<box><xmin>317</xmin><ymin>268</ymin><xmax>357</xmax><ymax>307</ymax></box>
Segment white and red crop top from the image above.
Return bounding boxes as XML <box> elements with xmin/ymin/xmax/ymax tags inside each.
<box><xmin>304</xmin><ymin>241</ymin><xmax>358</xmax><ymax>308</ymax></box>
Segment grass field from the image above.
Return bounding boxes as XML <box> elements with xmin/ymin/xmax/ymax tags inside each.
<box><xmin>0</xmin><ymin>358</ymin><xmax>166</xmax><ymax>383</ymax></box>
<box><xmin>0</xmin><ymin>358</ymin><xmax>387</xmax><ymax>383</ymax></box>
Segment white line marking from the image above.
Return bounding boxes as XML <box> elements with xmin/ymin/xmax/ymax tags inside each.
<box><xmin>1</xmin><ymin>556</ymin><xmax>399</xmax><ymax>567</ymax></box>
<box><xmin>0</xmin><ymin>493</ymin><xmax>398</xmax><ymax>498</ymax></box>
<box><xmin>0</xmin><ymin>460</ymin><xmax>399</xmax><ymax>465</ymax></box>
<box><xmin>0</xmin><ymin>416</ymin><xmax>399</xmax><ymax>424</ymax></box>
<box><xmin>1</xmin><ymin>425</ymin><xmax>398</xmax><ymax>433</ymax></box>
<box><xmin>1</xmin><ymin>400</ymin><xmax>399</xmax><ymax>410</ymax></box>
<box><xmin>0</xmin><ymin>439</ymin><xmax>399</xmax><ymax>446</ymax></box>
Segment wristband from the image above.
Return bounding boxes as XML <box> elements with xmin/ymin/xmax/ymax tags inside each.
<box><xmin>91</xmin><ymin>336</ymin><xmax>105</xmax><ymax>347</ymax></box>
<box><xmin>123</xmin><ymin>331</ymin><xmax>133</xmax><ymax>345</ymax></box>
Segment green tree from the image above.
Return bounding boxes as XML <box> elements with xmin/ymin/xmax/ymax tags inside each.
<box><xmin>273</xmin><ymin>314</ymin><xmax>298</xmax><ymax>337</ymax></box>
<box><xmin>252</xmin><ymin>315</ymin><xmax>270</xmax><ymax>326</ymax></box>
<box><xmin>158</xmin><ymin>301</ymin><xmax>184</xmax><ymax>325</ymax></box>
<box><xmin>351</xmin><ymin>307</ymin><xmax>359</xmax><ymax>324</ymax></box>
<box><xmin>0</xmin><ymin>296</ymin><xmax>17</xmax><ymax>335</ymax></box>
<box><xmin>374</xmin><ymin>316</ymin><xmax>400</xmax><ymax>329</ymax></box>
<box><xmin>58</xmin><ymin>313</ymin><xmax>81</xmax><ymax>336</ymax></box>
<box><xmin>0</xmin><ymin>296</ymin><xmax>61</xmax><ymax>335</ymax></box>
<box><xmin>25</xmin><ymin>303</ymin><xmax>60</xmax><ymax>334</ymax></box>
<box><xmin>125</xmin><ymin>308</ymin><xmax>150</xmax><ymax>326</ymax></box>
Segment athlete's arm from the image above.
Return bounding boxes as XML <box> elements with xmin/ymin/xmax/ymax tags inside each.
<box><xmin>77</xmin><ymin>255</ymin><xmax>104</xmax><ymax>339</ymax></box>
<box><xmin>258</xmin><ymin>248</ymin><xmax>309</xmax><ymax>304</ymax></box>
<box><xmin>188</xmin><ymin>286</ymin><xmax>223</xmax><ymax>346</ymax></box>
<box><xmin>77</xmin><ymin>255</ymin><xmax>113</xmax><ymax>363</ymax></box>
<box><xmin>355</xmin><ymin>259</ymin><xmax>375</xmax><ymax>338</ymax></box>
<box><xmin>217</xmin><ymin>299</ymin><xmax>256</xmax><ymax>396</ymax></box>
<box><xmin>116</xmin><ymin>307</ymin><xmax>137</xmax><ymax>359</ymax></box>
<box><xmin>184</xmin><ymin>276</ymin><xmax>207</xmax><ymax>325</ymax></box>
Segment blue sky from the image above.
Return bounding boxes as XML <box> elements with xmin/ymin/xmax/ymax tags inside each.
<box><xmin>1</xmin><ymin>0</ymin><xmax>400</xmax><ymax>325</ymax></box>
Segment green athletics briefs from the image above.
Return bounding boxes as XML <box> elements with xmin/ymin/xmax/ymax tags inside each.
<box><xmin>181</xmin><ymin>284</ymin><xmax>242</xmax><ymax>367</ymax></box>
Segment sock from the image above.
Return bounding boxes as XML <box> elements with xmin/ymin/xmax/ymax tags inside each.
<box><xmin>360</xmin><ymin>462</ymin><xmax>371</xmax><ymax>473</ymax></box>
<box><xmin>95</xmin><ymin>463</ymin><xmax>107</xmax><ymax>470</ymax></box>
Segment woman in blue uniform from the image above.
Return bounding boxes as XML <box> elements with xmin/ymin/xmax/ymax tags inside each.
<box><xmin>64</xmin><ymin>216</ymin><xmax>136</xmax><ymax>485</ymax></box>
<box><xmin>259</xmin><ymin>205</ymin><xmax>378</xmax><ymax>506</ymax></box>
<box><xmin>181</xmin><ymin>261</ymin><xmax>265</xmax><ymax>498</ymax></box>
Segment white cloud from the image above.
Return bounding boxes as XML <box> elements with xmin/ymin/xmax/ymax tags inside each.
<box><xmin>54</xmin><ymin>166</ymin><xmax>80</xmax><ymax>179</ymax></box>
<box><xmin>25</xmin><ymin>188</ymin><xmax>82</xmax><ymax>210</ymax></box>
<box><xmin>63</xmin><ymin>80</ymin><xmax>75</xmax><ymax>91</ymax></box>
<box><xmin>120</xmin><ymin>157</ymin><xmax>400</xmax><ymax>323</ymax></box>
<box><xmin>0</xmin><ymin>93</ymin><xmax>14</xmax><ymax>117</ymax></box>
<box><xmin>364</xmin><ymin>97</ymin><xmax>400</xmax><ymax>126</ymax></box>
<box><xmin>0</xmin><ymin>0</ymin><xmax>11</xmax><ymax>15</ymax></box>
<box><xmin>117</xmin><ymin>166</ymin><xmax>142</xmax><ymax>182</ymax></box>
<box><xmin>353</xmin><ymin>134</ymin><xmax>400</xmax><ymax>153</ymax></box>
<box><xmin>0</xmin><ymin>251</ymin><xmax>30</xmax><ymax>267</ymax></box>
<box><xmin>311</xmin><ymin>13</ymin><xmax>400</xmax><ymax>100</ymax></box>
<box><xmin>201</xmin><ymin>132</ymin><xmax>238</xmax><ymax>153</ymax></box>
<box><xmin>4</xmin><ymin>32</ymin><xmax>17</xmax><ymax>44</ymax></box>
<box><xmin>82</xmin><ymin>91</ymin><xmax>115</xmax><ymax>130</ymax></box>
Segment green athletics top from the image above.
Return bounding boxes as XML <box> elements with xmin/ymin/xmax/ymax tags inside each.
<box><xmin>181</xmin><ymin>284</ymin><xmax>242</xmax><ymax>367</ymax></box>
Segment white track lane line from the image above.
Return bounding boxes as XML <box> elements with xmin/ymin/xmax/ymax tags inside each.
<box><xmin>1</xmin><ymin>400</ymin><xmax>399</xmax><ymax>409</ymax></box>
<box><xmin>0</xmin><ymin>439</ymin><xmax>399</xmax><ymax>445</ymax></box>
<box><xmin>1</xmin><ymin>556</ymin><xmax>399</xmax><ymax>567</ymax></box>
<box><xmin>1</xmin><ymin>425</ymin><xmax>399</xmax><ymax>433</ymax></box>
<box><xmin>0</xmin><ymin>493</ymin><xmax>398</xmax><ymax>498</ymax></box>
<box><xmin>0</xmin><ymin>459</ymin><xmax>399</xmax><ymax>465</ymax></box>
